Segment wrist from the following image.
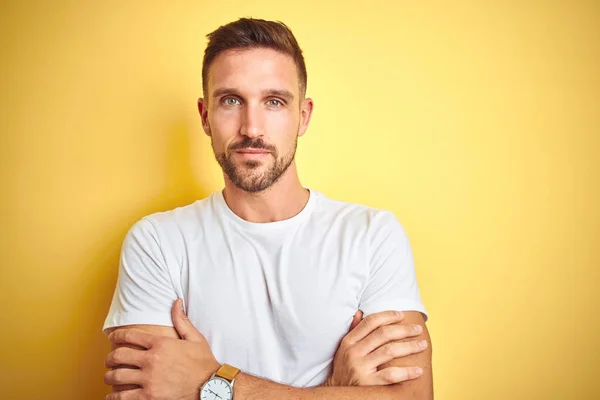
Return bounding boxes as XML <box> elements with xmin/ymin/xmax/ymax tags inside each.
<box><xmin>198</xmin><ymin>361</ymin><xmax>221</xmax><ymax>393</ymax></box>
<box><xmin>205</xmin><ymin>360</ymin><xmax>221</xmax><ymax>379</ymax></box>
<box><xmin>199</xmin><ymin>363</ymin><xmax>241</xmax><ymax>400</ymax></box>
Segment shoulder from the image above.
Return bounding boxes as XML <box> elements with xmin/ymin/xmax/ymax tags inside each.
<box><xmin>312</xmin><ymin>190</ymin><xmax>404</xmax><ymax>232</ymax></box>
<box><xmin>126</xmin><ymin>193</ymin><xmax>217</xmax><ymax>241</ymax></box>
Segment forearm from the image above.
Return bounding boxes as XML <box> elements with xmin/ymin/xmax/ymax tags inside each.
<box><xmin>234</xmin><ymin>372</ymin><xmax>425</xmax><ymax>400</ymax></box>
<box><xmin>234</xmin><ymin>315</ymin><xmax>433</xmax><ymax>400</ymax></box>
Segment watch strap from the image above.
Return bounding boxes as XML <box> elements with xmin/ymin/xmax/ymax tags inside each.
<box><xmin>215</xmin><ymin>364</ymin><xmax>240</xmax><ymax>382</ymax></box>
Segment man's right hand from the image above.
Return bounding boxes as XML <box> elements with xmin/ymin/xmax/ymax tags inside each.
<box><xmin>325</xmin><ymin>310</ymin><xmax>428</xmax><ymax>386</ymax></box>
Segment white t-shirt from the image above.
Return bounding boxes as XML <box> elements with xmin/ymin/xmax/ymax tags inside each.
<box><xmin>103</xmin><ymin>188</ymin><xmax>427</xmax><ymax>387</ymax></box>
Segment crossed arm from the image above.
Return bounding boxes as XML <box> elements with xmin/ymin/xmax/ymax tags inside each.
<box><xmin>104</xmin><ymin>303</ymin><xmax>433</xmax><ymax>399</ymax></box>
<box><xmin>232</xmin><ymin>311</ymin><xmax>433</xmax><ymax>399</ymax></box>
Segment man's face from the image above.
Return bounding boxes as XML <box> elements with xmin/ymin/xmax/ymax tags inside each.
<box><xmin>198</xmin><ymin>47</ymin><xmax>313</xmax><ymax>193</ymax></box>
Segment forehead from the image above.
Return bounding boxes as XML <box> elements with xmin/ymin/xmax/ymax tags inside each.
<box><xmin>207</xmin><ymin>47</ymin><xmax>299</xmax><ymax>97</ymax></box>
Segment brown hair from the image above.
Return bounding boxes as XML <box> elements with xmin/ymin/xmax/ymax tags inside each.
<box><xmin>202</xmin><ymin>18</ymin><xmax>307</xmax><ymax>99</ymax></box>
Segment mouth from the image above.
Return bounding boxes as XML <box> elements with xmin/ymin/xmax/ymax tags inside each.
<box><xmin>235</xmin><ymin>149</ymin><xmax>270</xmax><ymax>154</ymax></box>
<box><xmin>233</xmin><ymin>149</ymin><xmax>271</xmax><ymax>159</ymax></box>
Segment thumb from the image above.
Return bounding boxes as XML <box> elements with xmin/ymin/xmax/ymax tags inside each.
<box><xmin>172</xmin><ymin>298</ymin><xmax>204</xmax><ymax>342</ymax></box>
<box><xmin>349</xmin><ymin>310</ymin><xmax>363</xmax><ymax>331</ymax></box>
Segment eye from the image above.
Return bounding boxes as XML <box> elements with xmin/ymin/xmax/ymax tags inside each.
<box><xmin>223</xmin><ymin>97</ymin><xmax>241</xmax><ymax>106</ymax></box>
<box><xmin>267</xmin><ymin>99</ymin><xmax>283</xmax><ymax>107</ymax></box>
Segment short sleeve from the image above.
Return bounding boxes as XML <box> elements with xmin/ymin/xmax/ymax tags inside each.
<box><xmin>359</xmin><ymin>211</ymin><xmax>428</xmax><ymax>321</ymax></box>
<box><xmin>102</xmin><ymin>218</ymin><xmax>178</xmax><ymax>333</ymax></box>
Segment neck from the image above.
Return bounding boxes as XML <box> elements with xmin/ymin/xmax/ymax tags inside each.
<box><xmin>221</xmin><ymin>162</ymin><xmax>309</xmax><ymax>223</ymax></box>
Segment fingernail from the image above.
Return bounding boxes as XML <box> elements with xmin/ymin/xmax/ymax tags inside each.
<box><xmin>418</xmin><ymin>340</ymin><xmax>428</xmax><ymax>349</ymax></box>
<box><xmin>414</xmin><ymin>367</ymin><xmax>423</xmax><ymax>376</ymax></box>
<box><xmin>413</xmin><ymin>325</ymin><xmax>423</xmax><ymax>333</ymax></box>
<box><xmin>396</xmin><ymin>311</ymin><xmax>404</xmax><ymax>318</ymax></box>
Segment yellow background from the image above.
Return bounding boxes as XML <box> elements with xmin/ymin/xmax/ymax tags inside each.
<box><xmin>1</xmin><ymin>1</ymin><xmax>598</xmax><ymax>399</ymax></box>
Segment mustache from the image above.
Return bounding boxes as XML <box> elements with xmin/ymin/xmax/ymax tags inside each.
<box><xmin>228</xmin><ymin>138</ymin><xmax>276</xmax><ymax>153</ymax></box>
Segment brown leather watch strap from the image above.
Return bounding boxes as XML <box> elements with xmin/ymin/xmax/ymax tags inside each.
<box><xmin>216</xmin><ymin>364</ymin><xmax>240</xmax><ymax>382</ymax></box>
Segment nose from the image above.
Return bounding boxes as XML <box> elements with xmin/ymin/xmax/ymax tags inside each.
<box><xmin>240</xmin><ymin>103</ymin><xmax>264</xmax><ymax>138</ymax></box>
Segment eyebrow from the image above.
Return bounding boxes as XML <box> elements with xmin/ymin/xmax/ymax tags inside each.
<box><xmin>212</xmin><ymin>88</ymin><xmax>295</xmax><ymax>102</ymax></box>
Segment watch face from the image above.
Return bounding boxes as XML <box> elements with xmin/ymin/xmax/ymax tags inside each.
<box><xmin>200</xmin><ymin>377</ymin><xmax>233</xmax><ymax>400</ymax></box>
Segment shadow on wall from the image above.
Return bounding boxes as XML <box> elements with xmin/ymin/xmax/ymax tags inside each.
<box><xmin>70</xmin><ymin>120</ymin><xmax>210</xmax><ymax>399</ymax></box>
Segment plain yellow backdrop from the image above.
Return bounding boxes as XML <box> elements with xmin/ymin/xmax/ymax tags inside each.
<box><xmin>1</xmin><ymin>1</ymin><xmax>598</xmax><ymax>399</ymax></box>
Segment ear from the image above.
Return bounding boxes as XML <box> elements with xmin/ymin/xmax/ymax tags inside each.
<box><xmin>197</xmin><ymin>98</ymin><xmax>211</xmax><ymax>136</ymax></box>
<box><xmin>297</xmin><ymin>97</ymin><xmax>314</xmax><ymax>138</ymax></box>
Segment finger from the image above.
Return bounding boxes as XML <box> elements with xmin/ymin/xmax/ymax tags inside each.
<box><xmin>372</xmin><ymin>366</ymin><xmax>423</xmax><ymax>385</ymax></box>
<box><xmin>356</xmin><ymin>323</ymin><xmax>423</xmax><ymax>355</ymax></box>
<box><xmin>171</xmin><ymin>298</ymin><xmax>204</xmax><ymax>342</ymax></box>
<box><xmin>344</xmin><ymin>311</ymin><xmax>404</xmax><ymax>344</ymax></box>
<box><xmin>109</xmin><ymin>329</ymin><xmax>155</xmax><ymax>350</ymax></box>
<box><xmin>349</xmin><ymin>310</ymin><xmax>363</xmax><ymax>331</ymax></box>
<box><xmin>106</xmin><ymin>388</ymin><xmax>143</xmax><ymax>400</ymax></box>
<box><xmin>105</xmin><ymin>347</ymin><xmax>146</xmax><ymax>369</ymax></box>
<box><xmin>363</xmin><ymin>340</ymin><xmax>428</xmax><ymax>370</ymax></box>
<box><xmin>104</xmin><ymin>368</ymin><xmax>144</xmax><ymax>387</ymax></box>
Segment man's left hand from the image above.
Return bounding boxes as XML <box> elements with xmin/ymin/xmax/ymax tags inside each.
<box><xmin>104</xmin><ymin>299</ymin><xmax>219</xmax><ymax>400</ymax></box>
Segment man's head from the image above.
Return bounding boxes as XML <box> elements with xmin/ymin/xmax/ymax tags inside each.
<box><xmin>198</xmin><ymin>18</ymin><xmax>314</xmax><ymax>193</ymax></box>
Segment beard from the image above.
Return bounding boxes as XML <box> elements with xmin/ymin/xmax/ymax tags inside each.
<box><xmin>213</xmin><ymin>136</ymin><xmax>297</xmax><ymax>193</ymax></box>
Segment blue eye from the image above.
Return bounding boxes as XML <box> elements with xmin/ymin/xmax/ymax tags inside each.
<box><xmin>223</xmin><ymin>97</ymin><xmax>240</xmax><ymax>106</ymax></box>
<box><xmin>267</xmin><ymin>99</ymin><xmax>282</xmax><ymax>107</ymax></box>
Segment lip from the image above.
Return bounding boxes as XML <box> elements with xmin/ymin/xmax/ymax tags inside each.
<box><xmin>234</xmin><ymin>149</ymin><xmax>271</xmax><ymax>159</ymax></box>
<box><xmin>235</xmin><ymin>149</ymin><xmax>270</xmax><ymax>154</ymax></box>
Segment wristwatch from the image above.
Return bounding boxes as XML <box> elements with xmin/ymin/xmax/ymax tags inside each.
<box><xmin>199</xmin><ymin>364</ymin><xmax>240</xmax><ymax>400</ymax></box>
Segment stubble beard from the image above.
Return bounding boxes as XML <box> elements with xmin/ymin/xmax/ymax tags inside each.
<box><xmin>213</xmin><ymin>137</ymin><xmax>298</xmax><ymax>193</ymax></box>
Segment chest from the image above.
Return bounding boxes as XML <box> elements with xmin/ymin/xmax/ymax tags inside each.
<box><xmin>183</xmin><ymin>226</ymin><xmax>369</xmax><ymax>363</ymax></box>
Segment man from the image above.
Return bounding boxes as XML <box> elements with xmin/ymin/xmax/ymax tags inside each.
<box><xmin>103</xmin><ymin>18</ymin><xmax>433</xmax><ymax>399</ymax></box>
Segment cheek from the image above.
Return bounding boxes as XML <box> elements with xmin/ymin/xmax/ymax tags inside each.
<box><xmin>267</xmin><ymin>110</ymin><xmax>299</xmax><ymax>134</ymax></box>
<box><xmin>212</xmin><ymin>109</ymin><xmax>241</xmax><ymax>130</ymax></box>
<box><xmin>210</xmin><ymin>111</ymin><xmax>240</xmax><ymax>148</ymax></box>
